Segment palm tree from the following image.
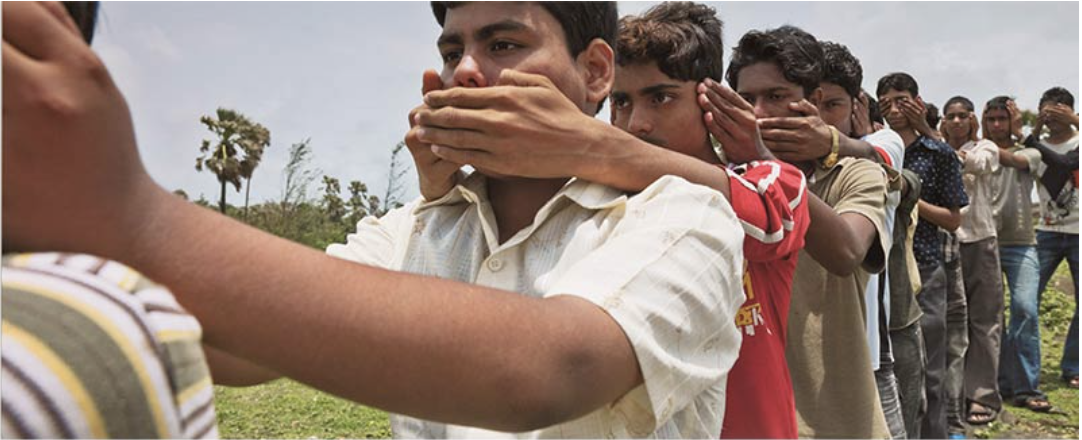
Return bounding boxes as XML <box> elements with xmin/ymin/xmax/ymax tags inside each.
<box><xmin>195</xmin><ymin>108</ymin><xmax>271</xmax><ymax>215</ymax></box>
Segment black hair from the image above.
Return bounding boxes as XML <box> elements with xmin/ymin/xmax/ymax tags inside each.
<box><xmin>820</xmin><ymin>41</ymin><xmax>862</xmax><ymax>98</ymax></box>
<box><xmin>925</xmin><ymin>103</ymin><xmax>940</xmax><ymax>129</ymax></box>
<box><xmin>943</xmin><ymin>96</ymin><xmax>974</xmax><ymax>113</ymax></box>
<box><xmin>876</xmin><ymin>72</ymin><xmax>919</xmax><ymax>99</ymax></box>
<box><xmin>1039</xmin><ymin>86</ymin><xmax>1075</xmax><ymax>110</ymax></box>
<box><xmin>431</xmin><ymin>2</ymin><xmax>617</xmax><ymax>59</ymax></box>
<box><xmin>866</xmin><ymin>92</ymin><xmax>883</xmax><ymax>124</ymax></box>
<box><xmin>726</xmin><ymin>25</ymin><xmax>823</xmax><ymax>97</ymax></box>
<box><xmin>63</xmin><ymin>2</ymin><xmax>100</xmax><ymax>44</ymax></box>
<box><xmin>984</xmin><ymin>95</ymin><xmax>1011</xmax><ymax>114</ymax></box>
<box><xmin>615</xmin><ymin>1</ymin><xmax>724</xmax><ymax>83</ymax></box>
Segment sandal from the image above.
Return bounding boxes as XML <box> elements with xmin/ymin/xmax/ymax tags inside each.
<box><xmin>1014</xmin><ymin>394</ymin><xmax>1053</xmax><ymax>413</ymax></box>
<box><xmin>1066</xmin><ymin>375</ymin><xmax>1079</xmax><ymax>389</ymax></box>
<box><xmin>966</xmin><ymin>402</ymin><xmax>998</xmax><ymax>425</ymax></box>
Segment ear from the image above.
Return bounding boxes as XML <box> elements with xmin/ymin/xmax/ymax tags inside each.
<box><xmin>576</xmin><ymin>38</ymin><xmax>615</xmax><ymax>110</ymax></box>
<box><xmin>808</xmin><ymin>87</ymin><xmax>824</xmax><ymax>107</ymax></box>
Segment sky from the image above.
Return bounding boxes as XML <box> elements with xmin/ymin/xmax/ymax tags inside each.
<box><xmin>91</xmin><ymin>1</ymin><xmax>1080</xmax><ymax>205</ymax></box>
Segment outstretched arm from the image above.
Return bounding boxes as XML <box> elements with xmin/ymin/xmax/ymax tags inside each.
<box><xmin>3</xmin><ymin>2</ymin><xmax>641</xmax><ymax>431</ymax></box>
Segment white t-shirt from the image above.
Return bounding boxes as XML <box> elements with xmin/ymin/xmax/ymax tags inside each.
<box><xmin>1035</xmin><ymin>134</ymin><xmax>1079</xmax><ymax>234</ymax></box>
<box><xmin>328</xmin><ymin>174</ymin><xmax>746</xmax><ymax>439</ymax></box>
<box><xmin>862</xmin><ymin>128</ymin><xmax>905</xmax><ymax>371</ymax></box>
<box><xmin>957</xmin><ymin>139</ymin><xmax>1001</xmax><ymax>242</ymax></box>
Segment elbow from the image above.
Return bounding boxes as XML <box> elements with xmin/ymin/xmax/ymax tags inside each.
<box><xmin>822</xmin><ymin>245</ymin><xmax>865</xmax><ymax>276</ymax></box>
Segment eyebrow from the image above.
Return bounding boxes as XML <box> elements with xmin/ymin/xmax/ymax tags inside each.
<box><xmin>437</xmin><ymin>20</ymin><xmax>529</xmax><ymax>47</ymax></box>
<box><xmin>638</xmin><ymin>84</ymin><xmax>682</xmax><ymax>96</ymax></box>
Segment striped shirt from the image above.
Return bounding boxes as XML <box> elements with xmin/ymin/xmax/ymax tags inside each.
<box><xmin>1</xmin><ymin>253</ymin><xmax>217</xmax><ymax>439</ymax></box>
<box><xmin>328</xmin><ymin>173</ymin><xmax>746</xmax><ymax>439</ymax></box>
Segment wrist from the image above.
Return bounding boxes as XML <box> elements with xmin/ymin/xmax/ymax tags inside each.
<box><xmin>818</xmin><ymin>126</ymin><xmax>841</xmax><ymax>169</ymax></box>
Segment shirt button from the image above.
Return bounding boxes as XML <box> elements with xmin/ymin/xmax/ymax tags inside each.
<box><xmin>487</xmin><ymin>258</ymin><xmax>504</xmax><ymax>272</ymax></box>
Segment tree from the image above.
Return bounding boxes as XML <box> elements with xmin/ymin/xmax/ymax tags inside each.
<box><xmin>321</xmin><ymin>175</ymin><xmax>346</xmax><ymax>224</ymax></box>
<box><xmin>382</xmin><ymin>141</ymin><xmax>411</xmax><ymax>215</ymax></box>
<box><xmin>195</xmin><ymin>108</ymin><xmax>271</xmax><ymax>215</ymax></box>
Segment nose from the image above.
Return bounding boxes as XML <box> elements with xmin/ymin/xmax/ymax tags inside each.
<box><xmin>451</xmin><ymin>54</ymin><xmax>488</xmax><ymax>88</ymax></box>
<box><xmin>627</xmin><ymin>108</ymin><xmax>654</xmax><ymax>137</ymax></box>
<box><xmin>751</xmin><ymin>99</ymin><xmax>769</xmax><ymax>119</ymax></box>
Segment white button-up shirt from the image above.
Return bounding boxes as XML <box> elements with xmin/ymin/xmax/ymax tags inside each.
<box><xmin>327</xmin><ymin>173</ymin><xmax>746</xmax><ymax>439</ymax></box>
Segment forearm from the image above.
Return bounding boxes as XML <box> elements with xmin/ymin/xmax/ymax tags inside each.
<box><xmin>837</xmin><ymin>135</ymin><xmax>881</xmax><ymax>162</ymax></box>
<box><xmin>997</xmin><ymin>147</ymin><xmax>1031</xmax><ymax>170</ymax></box>
<box><xmin>120</xmin><ymin>187</ymin><xmax>639</xmax><ymax>431</ymax></box>
<box><xmin>917</xmin><ymin>200</ymin><xmax>961</xmax><ymax>231</ymax></box>
<box><xmin>803</xmin><ymin>195</ymin><xmax>875</xmax><ymax>276</ymax></box>
<box><xmin>585</xmin><ymin>129</ymin><xmax>731</xmax><ymax>199</ymax></box>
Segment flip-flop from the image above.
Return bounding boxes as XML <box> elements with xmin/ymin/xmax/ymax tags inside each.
<box><xmin>966</xmin><ymin>402</ymin><xmax>998</xmax><ymax>425</ymax></box>
<box><xmin>1014</xmin><ymin>395</ymin><xmax>1053</xmax><ymax>413</ymax></box>
<box><xmin>1066</xmin><ymin>375</ymin><xmax>1079</xmax><ymax>389</ymax></box>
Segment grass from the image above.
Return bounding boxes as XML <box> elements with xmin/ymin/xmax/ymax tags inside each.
<box><xmin>214</xmin><ymin>380</ymin><xmax>390</xmax><ymax>439</ymax></box>
<box><xmin>213</xmin><ymin>264</ymin><xmax>1078</xmax><ymax>439</ymax></box>
<box><xmin>972</xmin><ymin>261</ymin><xmax>1079</xmax><ymax>439</ymax></box>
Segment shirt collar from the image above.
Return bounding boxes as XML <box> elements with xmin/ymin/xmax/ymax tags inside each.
<box><xmin>413</xmin><ymin>172</ymin><xmax>628</xmax><ymax>215</ymax></box>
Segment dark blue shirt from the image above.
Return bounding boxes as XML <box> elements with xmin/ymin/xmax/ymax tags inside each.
<box><xmin>904</xmin><ymin>136</ymin><xmax>969</xmax><ymax>267</ymax></box>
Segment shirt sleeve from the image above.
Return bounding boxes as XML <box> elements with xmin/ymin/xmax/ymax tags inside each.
<box><xmin>832</xmin><ymin>159</ymin><xmax>891</xmax><ymax>274</ymax></box>
<box><xmin>725</xmin><ymin>161</ymin><xmax>810</xmax><ymax>263</ymax></box>
<box><xmin>325</xmin><ymin>198</ymin><xmax>422</xmax><ymax>269</ymax></box>
<box><xmin>936</xmin><ymin>146</ymin><xmax>970</xmax><ymax>209</ymax></box>
<box><xmin>865</xmin><ymin>129</ymin><xmax>906</xmax><ymax>171</ymax></box>
<box><xmin>964</xmin><ymin>140</ymin><xmax>1000</xmax><ymax>176</ymax></box>
<box><xmin>543</xmin><ymin>176</ymin><xmax>746</xmax><ymax>435</ymax></box>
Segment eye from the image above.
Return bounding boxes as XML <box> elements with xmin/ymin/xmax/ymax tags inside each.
<box><xmin>769</xmin><ymin>93</ymin><xmax>786</xmax><ymax>101</ymax></box>
<box><xmin>652</xmin><ymin>93</ymin><xmax>674</xmax><ymax>105</ymax></box>
<box><xmin>441</xmin><ymin>49</ymin><xmax>462</xmax><ymax>65</ymax></box>
<box><xmin>490</xmin><ymin>40</ymin><xmax>521</xmax><ymax>53</ymax></box>
<box><xmin>611</xmin><ymin>95</ymin><xmax>630</xmax><ymax>110</ymax></box>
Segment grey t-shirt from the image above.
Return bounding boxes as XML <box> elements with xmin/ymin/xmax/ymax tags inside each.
<box><xmin>990</xmin><ymin>145</ymin><xmax>1042</xmax><ymax>246</ymax></box>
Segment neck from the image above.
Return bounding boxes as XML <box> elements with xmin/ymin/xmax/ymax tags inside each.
<box><xmin>990</xmin><ymin>135</ymin><xmax>1013</xmax><ymax>149</ymax></box>
<box><xmin>946</xmin><ymin>135</ymin><xmax>966</xmax><ymax>150</ymax></box>
<box><xmin>698</xmin><ymin>140</ymin><xmax>723</xmax><ymax>165</ymax></box>
<box><xmin>897</xmin><ymin>127</ymin><xmax>920</xmax><ymax>148</ymax></box>
<box><xmin>486</xmin><ymin>177</ymin><xmax>570</xmax><ymax>244</ymax></box>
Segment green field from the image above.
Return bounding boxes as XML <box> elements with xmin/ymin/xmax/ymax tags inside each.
<box><xmin>213</xmin><ymin>263</ymin><xmax>1079</xmax><ymax>439</ymax></box>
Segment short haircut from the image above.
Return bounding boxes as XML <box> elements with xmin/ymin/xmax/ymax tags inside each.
<box><xmin>983</xmin><ymin>95</ymin><xmax>1012</xmax><ymax>116</ymax></box>
<box><xmin>431</xmin><ymin>2</ymin><xmax>617</xmax><ymax>59</ymax></box>
<box><xmin>876</xmin><ymin>72</ymin><xmax>919</xmax><ymax>99</ymax></box>
<box><xmin>1039</xmin><ymin>86</ymin><xmax>1075</xmax><ymax>110</ymax></box>
<box><xmin>944</xmin><ymin>96</ymin><xmax>975</xmax><ymax>113</ymax></box>
<box><xmin>63</xmin><ymin>1</ymin><xmax>100</xmax><ymax>44</ymax></box>
<box><xmin>865</xmin><ymin>92</ymin><xmax>884</xmax><ymax>124</ymax></box>
<box><xmin>925</xmin><ymin>103</ymin><xmax>940</xmax><ymax>129</ymax></box>
<box><xmin>726</xmin><ymin>25</ymin><xmax>823</xmax><ymax>96</ymax></box>
<box><xmin>820</xmin><ymin>41</ymin><xmax>862</xmax><ymax>98</ymax></box>
<box><xmin>615</xmin><ymin>1</ymin><xmax>724</xmax><ymax>83</ymax></box>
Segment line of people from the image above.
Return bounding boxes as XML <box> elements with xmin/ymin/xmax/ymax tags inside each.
<box><xmin>2</xmin><ymin>1</ymin><xmax>1077</xmax><ymax>439</ymax></box>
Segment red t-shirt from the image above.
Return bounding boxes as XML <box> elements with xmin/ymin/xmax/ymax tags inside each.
<box><xmin>719</xmin><ymin>161</ymin><xmax>810</xmax><ymax>439</ymax></box>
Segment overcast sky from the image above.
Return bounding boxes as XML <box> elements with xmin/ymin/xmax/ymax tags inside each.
<box><xmin>91</xmin><ymin>1</ymin><xmax>1080</xmax><ymax>205</ymax></box>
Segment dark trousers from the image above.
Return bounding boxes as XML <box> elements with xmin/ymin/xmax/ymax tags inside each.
<box><xmin>962</xmin><ymin>238</ymin><xmax>1005</xmax><ymax>411</ymax></box>
<box><xmin>892</xmin><ymin>320</ymin><xmax>926</xmax><ymax>439</ymax></box>
<box><xmin>918</xmin><ymin>264</ymin><xmax>948</xmax><ymax>439</ymax></box>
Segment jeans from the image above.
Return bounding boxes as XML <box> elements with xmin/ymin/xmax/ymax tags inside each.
<box><xmin>998</xmin><ymin>245</ymin><xmax>1044</xmax><ymax>399</ymax></box>
<box><xmin>1036</xmin><ymin>231</ymin><xmax>1079</xmax><ymax>380</ymax></box>
<box><xmin>878</xmin><ymin>348</ymin><xmax>909</xmax><ymax>439</ymax></box>
<box><xmin>944</xmin><ymin>255</ymin><xmax>968</xmax><ymax>435</ymax></box>
<box><xmin>891</xmin><ymin>321</ymin><xmax>926</xmax><ymax>439</ymax></box>
<box><xmin>919</xmin><ymin>264</ymin><xmax>948</xmax><ymax>439</ymax></box>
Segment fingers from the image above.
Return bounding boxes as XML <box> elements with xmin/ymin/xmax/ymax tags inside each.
<box><xmin>495</xmin><ymin>69</ymin><xmax>556</xmax><ymax>89</ymax></box>
<box><xmin>416</xmin><ymin>125</ymin><xmax>489</xmax><ymax>151</ymax></box>
<box><xmin>789</xmin><ymin>99</ymin><xmax>820</xmax><ymax>117</ymax></box>
<box><xmin>701</xmin><ymin>78</ymin><xmax>754</xmax><ymax>112</ymax></box>
<box><xmin>759</xmin><ymin>128</ymin><xmax>804</xmax><ymax>144</ymax></box>
<box><xmin>757</xmin><ymin>117</ymin><xmax>808</xmax><ymax>130</ymax></box>
<box><xmin>430</xmin><ymin>145</ymin><xmax>491</xmax><ymax>167</ymax></box>
<box><xmin>414</xmin><ymin>105</ymin><xmax>495</xmax><ymax>134</ymax></box>
<box><xmin>1</xmin><ymin>41</ymin><xmax>39</xmax><ymax>106</ymax></box>
<box><xmin>422</xmin><ymin>69</ymin><xmax>443</xmax><ymax>95</ymax></box>
<box><xmin>425</xmin><ymin>86</ymin><xmax>511</xmax><ymax>110</ymax></box>
<box><xmin>38</xmin><ymin>1</ymin><xmax>82</xmax><ymax>40</ymax></box>
<box><xmin>3</xmin><ymin>1</ymin><xmax>85</xmax><ymax>61</ymax></box>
